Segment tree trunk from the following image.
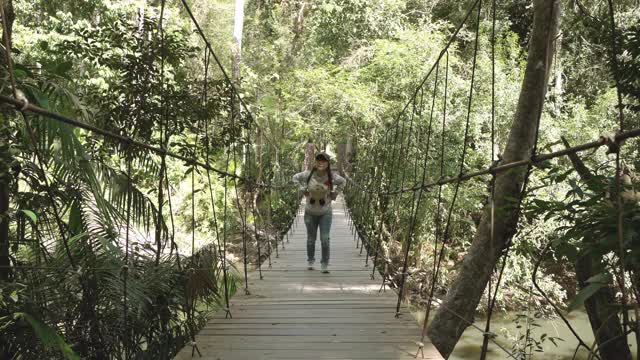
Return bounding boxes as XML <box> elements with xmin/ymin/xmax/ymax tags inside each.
<box><xmin>155</xmin><ymin>158</ymin><xmax>165</xmax><ymax>265</ymax></box>
<box><xmin>561</xmin><ymin>136</ymin><xmax>631</xmax><ymax>360</ymax></box>
<box><xmin>0</xmin><ymin>178</ymin><xmax>9</xmax><ymax>281</ymax></box>
<box><xmin>304</xmin><ymin>140</ymin><xmax>315</xmax><ymax>171</ymax></box>
<box><xmin>575</xmin><ymin>255</ymin><xmax>631</xmax><ymax>359</ymax></box>
<box><xmin>0</xmin><ymin>0</ymin><xmax>14</xmax><ymax>48</ymax></box>
<box><xmin>232</xmin><ymin>0</ymin><xmax>245</xmax><ymax>83</ymax></box>
<box><xmin>553</xmin><ymin>31</ymin><xmax>563</xmax><ymax>116</ymax></box>
<box><xmin>0</xmin><ymin>0</ymin><xmax>15</xmax><ymax>281</ymax></box>
<box><xmin>426</xmin><ymin>0</ymin><xmax>561</xmax><ymax>356</ymax></box>
<box><xmin>337</xmin><ymin>142</ymin><xmax>346</xmax><ymax>175</ymax></box>
<box><xmin>255</xmin><ymin>127</ymin><xmax>264</xmax><ymax>185</ymax></box>
<box><xmin>286</xmin><ymin>1</ymin><xmax>306</xmax><ymax>65</ymax></box>
<box><xmin>345</xmin><ymin>137</ymin><xmax>354</xmax><ymax>175</ymax></box>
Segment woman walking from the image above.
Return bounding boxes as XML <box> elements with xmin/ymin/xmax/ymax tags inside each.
<box><xmin>292</xmin><ymin>152</ymin><xmax>346</xmax><ymax>273</ymax></box>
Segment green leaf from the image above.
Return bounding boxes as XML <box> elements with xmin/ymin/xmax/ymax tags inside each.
<box><xmin>9</xmin><ymin>290</ymin><xmax>18</xmax><ymax>302</ymax></box>
<box><xmin>31</xmin><ymin>89</ymin><xmax>50</xmax><ymax>110</ymax></box>
<box><xmin>54</xmin><ymin>62</ymin><xmax>73</xmax><ymax>76</ymax></box>
<box><xmin>568</xmin><ymin>178</ymin><xmax>584</xmax><ymax>198</ymax></box>
<box><xmin>14</xmin><ymin>313</ymin><xmax>80</xmax><ymax>360</ymax></box>
<box><xmin>20</xmin><ymin>210</ymin><xmax>38</xmax><ymax>224</ymax></box>
<box><xmin>567</xmin><ymin>274</ymin><xmax>611</xmax><ymax>313</ymax></box>
<box><xmin>586</xmin><ymin>273</ymin><xmax>611</xmax><ymax>284</ymax></box>
<box><xmin>14</xmin><ymin>69</ymin><xmax>28</xmax><ymax>79</ymax></box>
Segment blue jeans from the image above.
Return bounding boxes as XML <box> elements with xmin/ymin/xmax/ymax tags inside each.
<box><xmin>304</xmin><ymin>210</ymin><xmax>333</xmax><ymax>265</ymax></box>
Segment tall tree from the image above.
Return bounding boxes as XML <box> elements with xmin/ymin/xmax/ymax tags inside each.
<box><xmin>232</xmin><ymin>0</ymin><xmax>245</xmax><ymax>83</ymax></box>
<box><xmin>426</xmin><ymin>0</ymin><xmax>562</xmax><ymax>356</ymax></box>
<box><xmin>0</xmin><ymin>0</ymin><xmax>15</xmax><ymax>281</ymax></box>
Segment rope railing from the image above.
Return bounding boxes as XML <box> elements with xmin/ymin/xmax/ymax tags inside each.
<box><xmin>0</xmin><ymin>95</ymin><xmax>289</xmax><ymax>190</ymax></box>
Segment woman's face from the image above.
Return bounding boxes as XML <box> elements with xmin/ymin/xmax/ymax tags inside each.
<box><xmin>315</xmin><ymin>159</ymin><xmax>328</xmax><ymax>171</ymax></box>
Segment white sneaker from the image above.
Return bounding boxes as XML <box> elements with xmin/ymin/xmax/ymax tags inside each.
<box><xmin>307</xmin><ymin>261</ymin><xmax>314</xmax><ymax>270</ymax></box>
<box><xmin>321</xmin><ymin>263</ymin><xmax>329</xmax><ymax>273</ymax></box>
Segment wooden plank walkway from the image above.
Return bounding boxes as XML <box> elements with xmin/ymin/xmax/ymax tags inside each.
<box><xmin>175</xmin><ymin>198</ymin><xmax>443</xmax><ymax>360</ymax></box>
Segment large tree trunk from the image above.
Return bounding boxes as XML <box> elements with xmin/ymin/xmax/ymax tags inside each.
<box><xmin>575</xmin><ymin>256</ymin><xmax>631</xmax><ymax>359</ymax></box>
<box><xmin>304</xmin><ymin>140</ymin><xmax>315</xmax><ymax>171</ymax></box>
<box><xmin>426</xmin><ymin>0</ymin><xmax>561</xmax><ymax>356</ymax></box>
<box><xmin>561</xmin><ymin>136</ymin><xmax>631</xmax><ymax>360</ymax></box>
<box><xmin>0</xmin><ymin>0</ymin><xmax>15</xmax><ymax>281</ymax></box>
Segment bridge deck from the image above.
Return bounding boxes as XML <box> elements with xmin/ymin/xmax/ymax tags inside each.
<box><xmin>175</xmin><ymin>199</ymin><xmax>443</xmax><ymax>359</ymax></box>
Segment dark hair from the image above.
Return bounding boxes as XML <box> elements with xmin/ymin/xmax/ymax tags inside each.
<box><xmin>306</xmin><ymin>162</ymin><xmax>333</xmax><ymax>191</ymax></box>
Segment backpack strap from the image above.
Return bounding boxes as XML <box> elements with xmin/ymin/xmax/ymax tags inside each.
<box><xmin>306</xmin><ymin>168</ymin><xmax>315</xmax><ymax>186</ymax></box>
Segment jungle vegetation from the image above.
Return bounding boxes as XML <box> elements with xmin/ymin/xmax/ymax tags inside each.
<box><xmin>1</xmin><ymin>0</ymin><xmax>639</xmax><ymax>359</ymax></box>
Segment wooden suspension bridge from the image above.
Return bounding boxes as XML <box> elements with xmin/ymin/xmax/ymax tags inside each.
<box><xmin>174</xmin><ymin>198</ymin><xmax>443</xmax><ymax>360</ymax></box>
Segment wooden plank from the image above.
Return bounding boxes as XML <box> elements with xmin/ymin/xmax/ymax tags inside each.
<box><xmin>203</xmin><ymin>323</ymin><xmax>418</xmax><ymax>330</ymax></box>
<box><xmin>174</xmin><ymin>199</ymin><xmax>443</xmax><ymax>360</ymax></box>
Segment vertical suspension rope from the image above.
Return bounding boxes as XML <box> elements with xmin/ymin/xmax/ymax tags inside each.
<box><xmin>389</xmin><ymin>109</ymin><xmax>411</xmax><ymax>236</ymax></box>
<box><xmin>358</xmin><ymin>169</ymin><xmax>374</xmax><ymax>256</ymax></box>
<box><xmin>268</xmin><ymin>162</ymin><xmax>279</xmax><ymax>259</ymax></box>
<box><xmin>413</xmin><ymin>88</ymin><xmax>426</xmax><ymax>191</ymax></box>
<box><xmin>418</xmin><ymin>53</ymin><xmax>445</xmax><ymax>350</ymax></box>
<box><xmin>201</xmin><ymin>49</ymin><xmax>230</xmax><ymax>318</ymax></box>
<box><xmin>363</xmin><ymin>150</ymin><xmax>384</xmax><ymax>267</ymax></box>
<box><xmin>417</xmin><ymin>1</ymin><xmax>483</xmax><ymax>346</ymax></box>
<box><xmin>229</xmin><ymin>90</ymin><xmax>250</xmax><ymax>295</ymax></box>
<box><xmin>264</xmin><ymin>146</ymin><xmax>272</xmax><ymax>268</ymax></box>
<box><xmin>395</xmin><ymin>60</ymin><xmax>439</xmax><ymax>319</ymax></box>
<box><xmin>201</xmin><ymin>49</ymin><xmax>216</xmax><ymax>260</ymax></box>
<box><xmin>370</xmin><ymin>126</ymin><xmax>392</xmax><ymax>280</ymax></box>
<box><xmin>248</xmin><ymin>123</ymin><xmax>264</xmax><ymax>280</ymax></box>
<box><xmin>123</xmin><ymin>152</ymin><xmax>132</xmax><ymax>359</ymax></box>
<box><xmin>362</xmin><ymin>166</ymin><xmax>376</xmax><ymax>257</ymax></box>
<box><xmin>373</xmin><ymin>113</ymin><xmax>404</xmax><ymax>287</ymax></box>
<box><xmin>429</xmin><ymin>0</ymin><xmax>483</xmax><ymax>304</ymax></box>
<box><xmin>157</xmin><ymin>0</ymin><xmax>181</xmax><ymax>270</ymax></box>
<box><xmin>222</xmin><ymin>130</ymin><xmax>233</xmax><ymax>319</ymax></box>
<box><xmin>403</xmin><ymin>93</ymin><xmax>426</xmax><ymax>271</ymax></box>
<box><xmin>187</xmin><ymin>125</ymin><xmax>201</xmax><ymax>357</ymax></box>
<box><xmin>422</xmin><ymin>50</ymin><xmax>449</xmax><ymax>343</ymax></box>
<box><xmin>607</xmin><ymin>0</ymin><xmax>630</xmax><ymax>336</ymax></box>
<box><xmin>155</xmin><ymin>0</ymin><xmax>167</xmax><ymax>266</ymax></box>
<box><xmin>0</xmin><ymin>5</ymin><xmax>76</xmax><ymax>269</ymax></box>
<box><xmin>480</xmin><ymin>0</ymin><xmax>498</xmax><ymax>356</ymax></box>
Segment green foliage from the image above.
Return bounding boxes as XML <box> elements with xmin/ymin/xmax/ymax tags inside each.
<box><xmin>1</xmin><ymin>283</ymin><xmax>78</xmax><ymax>359</ymax></box>
<box><xmin>306</xmin><ymin>0</ymin><xmax>407</xmax><ymax>61</ymax></box>
<box><xmin>502</xmin><ymin>312</ymin><xmax>564</xmax><ymax>359</ymax></box>
<box><xmin>13</xmin><ymin>312</ymin><xmax>80</xmax><ymax>360</ymax></box>
<box><xmin>567</xmin><ymin>273</ymin><xmax>612</xmax><ymax>313</ymax></box>
<box><xmin>619</xmin><ymin>23</ymin><xmax>640</xmax><ymax>112</ymax></box>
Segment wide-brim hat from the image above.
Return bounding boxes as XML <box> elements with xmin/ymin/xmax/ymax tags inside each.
<box><xmin>315</xmin><ymin>152</ymin><xmax>330</xmax><ymax>161</ymax></box>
